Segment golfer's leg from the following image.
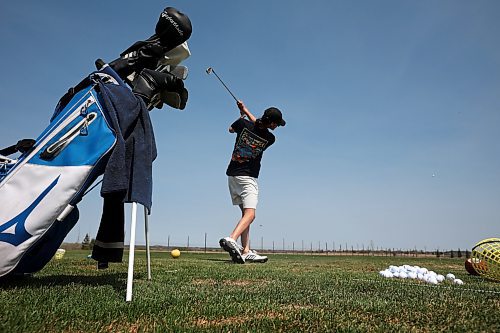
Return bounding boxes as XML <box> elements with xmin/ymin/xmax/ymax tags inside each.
<box><xmin>230</xmin><ymin>208</ymin><xmax>255</xmax><ymax>245</ymax></box>
<box><xmin>238</xmin><ymin>205</ymin><xmax>250</xmax><ymax>253</ymax></box>
<box><xmin>240</xmin><ymin>226</ymin><xmax>250</xmax><ymax>254</ymax></box>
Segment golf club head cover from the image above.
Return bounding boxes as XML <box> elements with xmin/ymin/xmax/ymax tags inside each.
<box><xmin>132</xmin><ymin>68</ymin><xmax>186</xmax><ymax>110</ymax></box>
<box><xmin>154</xmin><ymin>7</ymin><xmax>192</xmax><ymax>51</ymax></box>
<box><xmin>108</xmin><ymin>7</ymin><xmax>192</xmax><ymax>81</ymax></box>
<box><xmin>109</xmin><ymin>42</ymin><xmax>167</xmax><ymax>81</ymax></box>
<box><xmin>159</xmin><ymin>87</ymin><xmax>188</xmax><ymax>110</ymax></box>
<box><xmin>148</xmin><ymin>66</ymin><xmax>189</xmax><ymax>110</ymax></box>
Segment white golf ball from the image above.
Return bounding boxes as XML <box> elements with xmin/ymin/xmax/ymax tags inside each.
<box><xmin>446</xmin><ymin>273</ymin><xmax>455</xmax><ymax>281</ymax></box>
<box><xmin>408</xmin><ymin>272</ymin><xmax>417</xmax><ymax>279</ymax></box>
<box><xmin>436</xmin><ymin>274</ymin><xmax>445</xmax><ymax>282</ymax></box>
<box><xmin>399</xmin><ymin>272</ymin><xmax>408</xmax><ymax>279</ymax></box>
<box><xmin>428</xmin><ymin>276</ymin><xmax>438</xmax><ymax>285</ymax></box>
<box><xmin>453</xmin><ymin>279</ymin><xmax>464</xmax><ymax>285</ymax></box>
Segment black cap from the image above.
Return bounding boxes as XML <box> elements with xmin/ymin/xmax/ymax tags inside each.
<box><xmin>263</xmin><ymin>107</ymin><xmax>286</xmax><ymax>126</ymax></box>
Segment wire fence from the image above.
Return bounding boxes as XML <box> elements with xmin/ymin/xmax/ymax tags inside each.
<box><xmin>76</xmin><ymin>233</ymin><xmax>472</xmax><ymax>259</ymax></box>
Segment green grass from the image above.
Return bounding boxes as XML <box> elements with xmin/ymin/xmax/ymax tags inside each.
<box><xmin>1</xmin><ymin>251</ymin><xmax>499</xmax><ymax>332</ymax></box>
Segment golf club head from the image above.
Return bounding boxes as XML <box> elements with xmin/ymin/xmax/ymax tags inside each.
<box><xmin>170</xmin><ymin>65</ymin><xmax>189</xmax><ymax>80</ymax></box>
<box><xmin>206</xmin><ymin>67</ymin><xmax>213</xmax><ymax>75</ymax></box>
<box><xmin>155</xmin><ymin>64</ymin><xmax>188</xmax><ymax>80</ymax></box>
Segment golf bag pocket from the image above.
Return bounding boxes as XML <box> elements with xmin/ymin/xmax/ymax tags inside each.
<box><xmin>0</xmin><ymin>156</ymin><xmax>16</xmax><ymax>182</ymax></box>
<box><xmin>0</xmin><ymin>83</ymin><xmax>117</xmax><ymax>277</ymax></box>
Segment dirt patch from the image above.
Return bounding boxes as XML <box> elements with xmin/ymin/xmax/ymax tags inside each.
<box><xmin>192</xmin><ymin>311</ymin><xmax>287</xmax><ymax>328</ymax></box>
<box><xmin>192</xmin><ymin>278</ymin><xmax>270</xmax><ymax>287</ymax></box>
<box><xmin>192</xmin><ymin>278</ymin><xmax>217</xmax><ymax>286</ymax></box>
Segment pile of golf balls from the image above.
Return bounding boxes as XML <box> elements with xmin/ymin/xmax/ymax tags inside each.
<box><xmin>379</xmin><ymin>265</ymin><xmax>464</xmax><ymax>285</ymax></box>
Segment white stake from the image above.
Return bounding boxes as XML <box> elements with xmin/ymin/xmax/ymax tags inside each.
<box><xmin>126</xmin><ymin>202</ymin><xmax>138</xmax><ymax>302</ymax></box>
<box><xmin>144</xmin><ymin>206</ymin><xmax>151</xmax><ymax>281</ymax></box>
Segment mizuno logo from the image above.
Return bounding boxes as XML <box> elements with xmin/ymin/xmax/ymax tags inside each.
<box><xmin>0</xmin><ymin>176</ymin><xmax>60</xmax><ymax>246</ymax></box>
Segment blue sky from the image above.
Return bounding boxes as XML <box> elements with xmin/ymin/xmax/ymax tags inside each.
<box><xmin>1</xmin><ymin>1</ymin><xmax>499</xmax><ymax>251</ymax></box>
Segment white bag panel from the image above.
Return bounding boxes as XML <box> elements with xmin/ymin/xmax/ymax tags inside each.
<box><xmin>0</xmin><ymin>163</ymin><xmax>91</xmax><ymax>276</ymax></box>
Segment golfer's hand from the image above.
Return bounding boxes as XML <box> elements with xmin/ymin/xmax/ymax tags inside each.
<box><xmin>237</xmin><ymin>100</ymin><xmax>246</xmax><ymax>118</ymax></box>
<box><xmin>237</xmin><ymin>100</ymin><xmax>257</xmax><ymax>123</ymax></box>
<box><xmin>237</xmin><ymin>100</ymin><xmax>245</xmax><ymax>110</ymax></box>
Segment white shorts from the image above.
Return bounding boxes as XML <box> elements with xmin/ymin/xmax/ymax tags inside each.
<box><xmin>228</xmin><ymin>176</ymin><xmax>259</xmax><ymax>209</ymax></box>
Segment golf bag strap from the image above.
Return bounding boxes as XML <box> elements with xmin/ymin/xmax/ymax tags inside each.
<box><xmin>53</xmin><ymin>76</ymin><xmax>92</xmax><ymax>118</ymax></box>
<box><xmin>0</xmin><ymin>139</ymin><xmax>35</xmax><ymax>156</ymax></box>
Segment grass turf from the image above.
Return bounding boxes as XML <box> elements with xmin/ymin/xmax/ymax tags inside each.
<box><xmin>1</xmin><ymin>251</ymin><xmax>499</xmax><ymax>332</ymax></box>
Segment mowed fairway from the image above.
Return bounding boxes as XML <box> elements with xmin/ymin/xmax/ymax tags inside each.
<box><xmin>1</xmin><ymin>251</ymin><xmax>499</xmax><ymax>332</ymax></box>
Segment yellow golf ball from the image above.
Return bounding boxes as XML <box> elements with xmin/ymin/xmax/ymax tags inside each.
<box><xmin>171</xmin><ymin>249</ymin><xmax>181</xmax><ymax>258</ymax></box>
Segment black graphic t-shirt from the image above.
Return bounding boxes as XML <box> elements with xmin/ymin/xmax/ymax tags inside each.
<box><xmin>226</xmin><ymin>118</ymin><xmax>275</xmax><ymax>178</ymax></box>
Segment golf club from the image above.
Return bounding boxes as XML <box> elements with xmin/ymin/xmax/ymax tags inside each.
<box><xmin>206</xmin><ymin>67</ymin><xmax>238</xmax><ymax>102</ymax></box>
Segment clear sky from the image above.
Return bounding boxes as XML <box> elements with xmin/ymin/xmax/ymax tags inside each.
<box><xmin>1</xmin><ymin>1</ymin><xmax>499</xmax><ymax>251</ymax></box>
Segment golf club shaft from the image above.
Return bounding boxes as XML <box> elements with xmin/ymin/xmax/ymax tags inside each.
<box><xmin>210</xmin><ymin>69</ymin><xmax>238</xmax><ymax>102</ymax></box>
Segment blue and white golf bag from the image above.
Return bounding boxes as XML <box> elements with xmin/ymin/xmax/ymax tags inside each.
<box><xmin>0</xmin><ymin>5</ymin><xmax>193</xmax><ymax>277</ymax></box>
<box><xmin>0</xmin><ymin>67</ymin><xmax>123</xmax><ymax>277</ymax></box>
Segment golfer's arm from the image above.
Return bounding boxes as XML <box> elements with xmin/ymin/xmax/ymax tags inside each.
<box><xmin>240</xmin><ymin>106</ymin><xmax>256</xmax><ymax>123</ymax></box>
<box><xmin>237</xmin><ymin>101</ymin><xmax>256</xmax><ymax>123</ymax></box>
<box><xmin>244</xmin><ymin>111</ymin><xmax>257</xmax><ymax>123</ymax></box>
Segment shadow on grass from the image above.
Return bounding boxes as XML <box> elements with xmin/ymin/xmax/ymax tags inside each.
<box><xmin>201</xmin><ymin>258</ymin><xmax>235</xmax><ymax>263</ymax></box>
<box><xmin>0</xmin><ymin>272</ymin><xmax>128</xmax><ymax>292</ymax></box>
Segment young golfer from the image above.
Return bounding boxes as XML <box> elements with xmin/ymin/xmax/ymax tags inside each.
<box><xmin>219</xmin><ymin>100</ymin><xmax>285</xmax><ymax>263</ymax></box>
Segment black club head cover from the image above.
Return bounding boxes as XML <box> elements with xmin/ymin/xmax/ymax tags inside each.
<box><xmin>107</xmin><ymin>7</ymin><xmax>192</xmax><ymax>82</ymax></box>
<box><xmin>131</xmin><ymin>68</ymin><xmax>184</xmax><ymax>107</ymax></box>
<box><xmin>154</xmin><ymin>7</ymin><xmax>192</xmax><ymax>51</ymax></box>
